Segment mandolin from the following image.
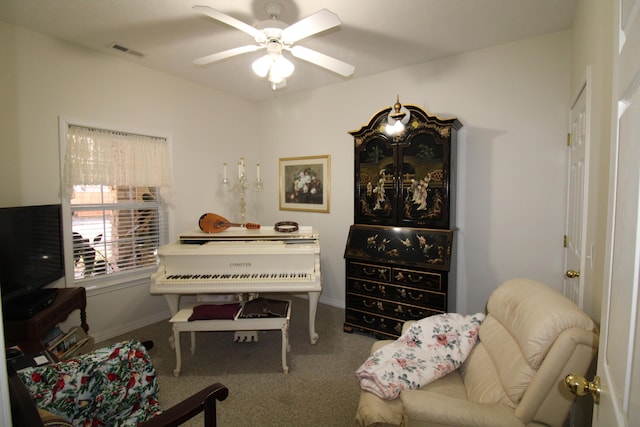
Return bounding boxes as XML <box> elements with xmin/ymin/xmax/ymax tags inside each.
<box><xmin>198</xmin><ymin>212</ymin><xmax>260</xmax><ymax>233</ymax></box>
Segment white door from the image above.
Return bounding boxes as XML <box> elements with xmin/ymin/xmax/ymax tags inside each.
<box><xmin>592</xmin><ymin>0</ymin><xmax>640</xmax><ymax>425</ymax></box>
<box><xmin>563</xmin><ymin>80</ymin><xmax>589</xmax><ymax>308</ymax></box>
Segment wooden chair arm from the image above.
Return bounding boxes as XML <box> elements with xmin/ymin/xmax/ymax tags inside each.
<box><xmin>139</xmin><ymin>383</ymin><xmax>229</xmax><ymax>427</ymax></box>
<box><xmin>8</xmin><ymin>367</ymin><xmax>45</xmax><ymax>427</ymax></box>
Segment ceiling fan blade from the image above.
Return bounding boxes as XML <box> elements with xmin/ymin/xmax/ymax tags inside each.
<box><xmin>282</xmin><ymin>9</ymin><xmax>341</xmax><ymax>44</ymax></box>
<box><xmin>291</xmin><ymin>45</ymin><xmax>355</xmax><ymax>77</ymax></box>
<box><xmin>193</xmin><ymin>5</ymin><xmax>261</xmax><ymax>39</ymax></box>
<box><xmin>194</xmin><ymin>45</ymin><xmax>261</xmax><ymax>65</ymax></box>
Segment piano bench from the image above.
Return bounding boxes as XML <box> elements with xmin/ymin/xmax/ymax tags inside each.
<box><xmin>169</xmin><ymin>300</ymin><xmax>292</xmax><ymax>376</ymax></box>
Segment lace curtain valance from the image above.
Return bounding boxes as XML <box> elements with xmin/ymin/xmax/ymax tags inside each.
<box><xmin>63</xmin><ymin>125</ymin><xmax>172</xmax><ymax>203</ymax></box>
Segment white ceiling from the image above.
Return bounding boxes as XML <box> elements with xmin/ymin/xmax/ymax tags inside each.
<box><xmin>0</xmin><ymin>0</ymin><xmax>578</xmax><ymax>102</ymax></box>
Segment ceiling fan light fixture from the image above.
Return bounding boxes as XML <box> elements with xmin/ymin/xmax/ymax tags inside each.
<box><xmin>271</xmin><ymin>54</ymin><xmax>294</xmax><ymax>79</ymax></box>
<box><xmin>252</xmin><ymin>38</ymin><xmax>293</xmax><ymax>88</ymax></box>
<box><xmin>193</xmin><ymin>4</ymin><xmax>355</xmax><ymax>91</ymax></box>
<box><xmin>252</xmin><ymin>50</ymin><xmax>294</xmax><ymax>89</ymax></box>
<box><xmin>252</xmin><ymin>55</ymin><xmax>272</xmax><ymax>77</ymax></box>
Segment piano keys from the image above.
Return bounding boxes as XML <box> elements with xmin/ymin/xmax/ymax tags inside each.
<box><xmin>150</xmin><ymin>226</ymin><xmax>321</xmax><ymax>344</ymax></box>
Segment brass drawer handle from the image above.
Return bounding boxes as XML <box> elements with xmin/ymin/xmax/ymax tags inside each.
<box><xmin>362</xmin><ymin>267</ymin><xmax>377</xmax><ymax>276</ymax></box>
<box><xmin>359</xmin><ymin>267</ymin><xmax>389</xmax><ymax>280</ymax></box>
<box><xmin>408</xmin><ymin>291</ymin><xmax>424</xmax><ymax>301</ymax></box>
<box><xmin>363</xmin><ymin>284</ymin><xmax>377</xmax><ymax>292</ymax></box>
<box><xmin>363</xmin><ymin>316</ymin><xmax>376</xmax><ymax>324</ymax></box>
<box><xmin>362</xmin><ymin>299</ymin><xmax>384</xmax><ymax>311</ymax></box>
<box><xmin>407</xmin><ymin>274</ymin><xmax>423</xmax><ymax>283</ymax></box>
<box><xmin>408</xmin><ymin>308</ymin><xmax>426</xmax><ymax>318</ymax></box>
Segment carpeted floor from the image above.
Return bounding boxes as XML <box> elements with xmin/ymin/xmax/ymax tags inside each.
<box><xmin>96</xmin><ymin>295</ymin><xmax>377</xmax><ymax>426</ymax></box>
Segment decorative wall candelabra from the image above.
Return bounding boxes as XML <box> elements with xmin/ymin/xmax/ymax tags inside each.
<box><xmin>222</xmin><ymin>157</ymin><xmax>263</xmax><ymax>224</ymax></box>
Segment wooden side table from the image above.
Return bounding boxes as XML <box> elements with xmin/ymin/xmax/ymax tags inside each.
<box><xmin>3</xmin><ymin>287</ymin><xmax>89</xmax><ymax>352</ymax></box>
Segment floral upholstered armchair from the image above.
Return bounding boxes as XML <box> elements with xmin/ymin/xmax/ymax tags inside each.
<box><xmin>13</xmin><ymin>340</ymin><xmax>228</xmax><ymax>427</ymax></box>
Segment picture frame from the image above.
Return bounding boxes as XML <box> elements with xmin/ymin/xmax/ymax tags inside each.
<box><xmin>279</xmin><ymin>155</ymin><xmax>330</xmax><ymax>213</ymax></box>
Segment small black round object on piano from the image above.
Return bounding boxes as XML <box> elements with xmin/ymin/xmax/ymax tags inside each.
<box><xmin>274</xmin><ymin>221</ymin><xmax>299</xmax><ymax>232</ymax></box>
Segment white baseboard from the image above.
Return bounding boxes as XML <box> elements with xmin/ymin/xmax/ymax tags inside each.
<box><xmin>91</xmin><ymin>311</ymin><xmax>170</xmax><ymax>344</ymax></box>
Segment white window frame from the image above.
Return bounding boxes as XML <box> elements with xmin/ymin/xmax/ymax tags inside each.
<box><xmin>59</xmin><ymin>117</ymin><xmax>172</xmax><ymax>293</ymax></box>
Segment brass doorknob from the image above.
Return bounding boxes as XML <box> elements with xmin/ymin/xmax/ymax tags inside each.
<box><xmin>565</xmin><ymin>269</ymin><xmax>580</xmax><ymax>278</ymax></box>
<box><xmin>564</xmin><ymin>374</ymin><xmax>600</xmax><ymax>404</ymax></box>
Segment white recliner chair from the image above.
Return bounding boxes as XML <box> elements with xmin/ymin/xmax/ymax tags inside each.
<box><xmin>355</xmin><ymin>278</ymin><xmax>599</xmax><ymax>427</ymax></box>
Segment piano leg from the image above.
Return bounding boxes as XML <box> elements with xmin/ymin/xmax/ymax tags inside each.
<box><xmin>164</xmin><ymin>294</ymin><xmax>181</xmax><ymax>349</ymax></box>
<box><xmin>308</xmin><ymin>291</ymin><xmax>320</xmax><ymax>344</ymax></box>
<box><xmin>172</xmin><ymin>323</ymin><xmax>182</xmax><ymax>377</ymax></box>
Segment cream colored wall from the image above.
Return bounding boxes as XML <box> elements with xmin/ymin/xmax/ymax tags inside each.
<box><xmin>0</xmin><ymin>22</ymin><xmax>20</xmax><ymax>204</ymax></box>
<box><xmin>256</xmin><ymin>31</ymin><xmax>572</xmax><ymax>313</ymax></box>
<box><xmin>1</xmin><ymin>21</ymin><xmax>572</xmax><ymax>337</ymax></box>
<box><xmin>569</xmin><ymin>0</ymin><xmax>614</xmax><ymax>322</ymax></box>
<box><xmin>0</xmin><ymin>22</ymin><xmax>258</xmax><ymax>341</ymax></box>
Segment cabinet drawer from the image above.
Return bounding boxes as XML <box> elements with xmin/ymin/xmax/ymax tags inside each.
<box><xmin>346</xmin><ymin>294</ymin><xmax>442</xmax><ymax>321</ymax></box>
<box><xmin>345</xmin><ymin>308</ymin><xmax>405</xmax><ymax>338</ymax></box>
<box><xmin>347</xmin><ymin>279</ymin><xmax>447</xmax><ymax>311</ymax></box>
<box><xmin>347</xmin><ymin>278</ymin><xmax>389</xmax><ymax>297</ymax></box>
<box><xmin>392</xmin><ymin>267</ymin><xmax>443</xmax><ymax>291</ymax></box>
<box><xmin>347</xmin><ymin>261</ymin><xmax>392</xmax><ymax>282</ymax></box>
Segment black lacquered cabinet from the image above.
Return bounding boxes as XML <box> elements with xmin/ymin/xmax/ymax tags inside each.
<box><xmin>344</xmin><ymin>103</ymin><xmax>462</xmax><ymax>339</ymax></box>
<box><xmin>350</xmin><ymin>105</ymin><xmax>461</xmax><ymax>229</ymax></box>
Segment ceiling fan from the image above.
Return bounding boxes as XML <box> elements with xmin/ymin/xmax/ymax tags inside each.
<box><xmin>192</xmin><ymin>2</ymin><xmax>355</xmax><ymax>90</ymax></box>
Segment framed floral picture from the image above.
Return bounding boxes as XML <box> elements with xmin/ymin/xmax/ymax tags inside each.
<box><xmin>279</xmin><ymin>155</ymin><xmax>330</xmax><ymax>213</ymax></box>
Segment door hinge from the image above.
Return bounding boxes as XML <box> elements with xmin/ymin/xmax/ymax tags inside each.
<box><xmin>567</xmin><ymin>133</ymin><xmax>572</xmax><ymax>147</ymax></box>
<box><xmin>564</xmin><ymin>235</ymin><xmax>569</xmax><ymax>247</ymax></box>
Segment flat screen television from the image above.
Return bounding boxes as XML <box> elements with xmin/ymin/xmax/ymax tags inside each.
<box><xmin>0</xmin><ymin>204</ymin><xmax>65</xmax><ymax>309</ymax></box>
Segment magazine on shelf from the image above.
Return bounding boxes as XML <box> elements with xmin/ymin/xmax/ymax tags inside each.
<box><xmin>47</xmin><ymin>326</ymin><xmax>94</xmax><ymax>360</ymax></box>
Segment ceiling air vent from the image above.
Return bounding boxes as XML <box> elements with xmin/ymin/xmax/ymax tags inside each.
<box><xmin>109</xmin><ymin>43</ymin><xmax>144</xmax><ymax>58</ymax></box>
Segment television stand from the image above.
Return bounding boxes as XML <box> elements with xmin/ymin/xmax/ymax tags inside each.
<box><xmin>3</xmin><ymin>287</ymin><xmax>88</xmax><ymax>353</ymax></box>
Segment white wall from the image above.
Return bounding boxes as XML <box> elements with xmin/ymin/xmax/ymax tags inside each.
<box><xmin>255</xmin><ymin>31</ymin><xmax>571</xmax><ymax>313</ymax></box>
<box><xmin>0</xmin><ymin>22</ymin><xmax>258</xmax><ymax>340</ymax></box>
<box><xmin>1</xmin><ymin>21</ymin><xmax>571</xmax><ymax>339</ymax></box>
<box><xmin>568</xmin><ymin>0</ymin><xmax>614</xmax><ymax>322</ymax></box>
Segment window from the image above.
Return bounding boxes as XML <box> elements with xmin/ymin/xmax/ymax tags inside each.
<box><xmin>62</xmin><ymin>122</ymin><xmax>171</xmax><ymax>285</ymax></box>
<box><xmin>71</xmin><ymin>185</ymin><xmax>163</xmax><ymax>280</ymax></box>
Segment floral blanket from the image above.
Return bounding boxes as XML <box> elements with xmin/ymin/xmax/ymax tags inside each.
<box><xmin>356</xmin><ymin>312</ymin><xmax>485</xmax><ymax>400</ymax></box>
<box><xmin>19</xmin><ymin>340</ymin><xmax>162</xmax><ymax>427</ymax></box>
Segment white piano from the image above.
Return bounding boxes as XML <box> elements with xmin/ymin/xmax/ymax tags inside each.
<box><xmin>150</xmin><ymin>226</ymin><xmax>321</xmax><ymax>344</ymax></box>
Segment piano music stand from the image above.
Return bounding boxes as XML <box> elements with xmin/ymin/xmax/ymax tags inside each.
<box><xmin>169</xmin><ymin>300</ymin><xmax>292</xmax><ymax>376</ymax></box>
